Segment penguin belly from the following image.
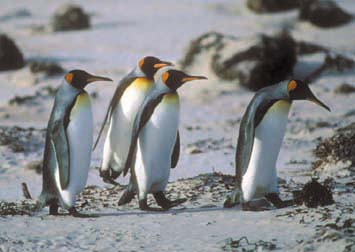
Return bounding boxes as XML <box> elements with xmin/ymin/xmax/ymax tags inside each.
<box><xmin>135</xmin><ymin>93</ymin><xmax>180</xmax><ymax>199</ymax></box>
<box><xmin>102</xmin><ymin>78</ymin><xmax>153</xmax><ymax>173</ymax></box>
<box><xmin>55</xmin><ymin>93</ymin><xmax>93</xmax><ymax>208</ymax></box>
<box><xmin>242</xmin><ymin>100</ymin><xmax>291</xmax><ymax>201</ymax></box>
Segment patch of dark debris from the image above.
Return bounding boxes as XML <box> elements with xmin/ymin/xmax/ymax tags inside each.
<box><xmin>9</xmin><ymin>86</ymin><xmax>58</xmax><ymax>106</ymax></box>
<box><xmin>334</xmin><ymin>83</ymin><xmax>355</xmax><ymax>95</ymax></box>
<box><xmin>186</xmin><ymin>138</ymin><xmax>234</xmax><ymax>154</ymax></box>
<box><xmin>0</xmin><ymin>126</ymin><xmax>45</xmax><ymax>153</ymax></box>
<box><xmin>25</xmin><ymin>160</ymin><xmax>43</xmax><ymax>174</ymax></box>
<box><xmin>220</xmin><ymin>236</ymin><xmax>277</xmax><ymax>251</ymax></box>
<box><xmin>293</xmin><ymin>178</ymin><xmax>334</xmax><ymax>208</ymax></box>
<box><xmin>313</xmin><ymin>123</ymin><xmax>355</xmax><ymax>171</ymax></box>
<box><xmin>0</xmin><ymin>200</ymin><xmax>36</xmax><ymax>216</ymax></box>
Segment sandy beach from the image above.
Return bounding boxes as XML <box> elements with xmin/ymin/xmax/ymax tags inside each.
<box><xmin>0</xmin><ymin>0</ymin><xmax>354</xmax><ymax>251</ymax></box>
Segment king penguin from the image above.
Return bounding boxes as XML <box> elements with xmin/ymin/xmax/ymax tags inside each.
<box><xmin>224</xmin><ymin>79</ymin><xmax>330</xmax><ymax>211</ymax></box>
<box><xmin>93</xmin><ymin>56</ymin><xmax>172</xmax><ymax>185</ymax></box>
<box><xmin>119</xmin><ymin>68</ymin><xmax>207</xmax><ymax>211</ymax></box>
<box><xmin>37</xmin><ymin>70</ymin><xmax>112</xmax><ymax>217</ymax></box>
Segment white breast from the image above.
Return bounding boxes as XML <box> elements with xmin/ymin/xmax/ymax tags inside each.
<box><xmin>242</xmin><ymin>100</ymin><xmax>291</xmax><ymax>201</ymax></box>
<box><xmin>135</xmin><ymin>93</ymin><xmax>180</xmax><ymax>197</ymax></box>
<box><xmin>55</xmin><ymin>93</ymin><xmax>93</xmax><ymax>208</ymax></box>
<box><xmin>102</xmin><ymin>79</ymin><xmax>153</xmax><ymax>172</ymax></box>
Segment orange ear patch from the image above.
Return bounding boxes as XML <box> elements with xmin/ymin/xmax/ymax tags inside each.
<box><xmin>162</xmin><ymin>71</ymin><xmax>169</xmax><ymax>83</ymax></box>
<box><xmin>138</xmin><ymin>58</ymin><xmax>145</xmax><ymax>69</ymax></box>
<box><xmin>65</xmin><ymin>73</ymin><xmax>73</xmax><ymax>84</ymax></box>
<box><xmin>288</xmin><ymin>80</ymin><xmax>297</xmax><ymax>91</ymax></box>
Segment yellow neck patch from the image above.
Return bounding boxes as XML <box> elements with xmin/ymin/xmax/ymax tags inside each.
<box><xmin>70</xmin><ymin>93</ymin><xmax>90</xmax><ymax>119</ymax></box>
<box><xmin>162</xmin><ymin>92</ymin><xmax>179</xmax><ymax>104</ymax></box>
<box><xmin>131</xmin><ymin>77</ymin><xmax>153</xmax><ymax>91</ymax></box>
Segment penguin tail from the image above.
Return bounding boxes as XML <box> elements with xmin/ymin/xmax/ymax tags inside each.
<box><xmin>21</xmin><ymin>182</ymin><xmax>32</xmax><ymax>199</ymax></box>
<box><xmin>34</xmin><ymin>192</ymin><xmax>54</xmax><ymax>212</ymax></box>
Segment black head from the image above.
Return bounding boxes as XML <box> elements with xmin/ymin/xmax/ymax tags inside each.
<box><xmin>65</xmin><ymin>69</ymin><xmax>112</xmax><ymax>89</ymax></box>
<box><xmin>138</xmin><ymin>56</ymin><xmax>173</xmax><ymax>79</ymax></box>
<box><xmin>287</xmin><ymin>79</ymin><xmax>330</xmax><ymax>111</ymax></box>
<box><xmin>161</xmin><ymin>69</ymin><xmax>207</xmax><ymax>90</ymax></box>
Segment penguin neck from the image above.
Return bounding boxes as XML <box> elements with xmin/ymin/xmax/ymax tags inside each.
<box><xmin>131</xmin><ymin>77</ymin><xmax>153</xmax><ymax>91</ymax></box>
<box><xmin>63</xmin><ymin>80</ymin><xmax>86</xmax><ymax>93</ymax></box>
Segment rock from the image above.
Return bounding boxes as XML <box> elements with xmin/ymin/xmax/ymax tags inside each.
<box><xmin>0</xmin><ymin>34</ymin><xmax>25</xmax><ymax>71</ymax></box>
<box><xmin>296</xmin><ymin>40</ymin><xmax>328</xmax><ymax>55</ymax></box>
<box><xmin>29</xmin><ymin>61</ymin><xmax>64</xmax><ymax>76</ymax></box>
<box><xmin>216</xmin><ymin>31</ymin><xmax>297</xmax><ymax>91</ymax></box>
<box><xmin>50</xmin><ymin>4</ymin><xmax>90</xmax><ymax>31</ymax></box>
<box><xmin>299</xmin><ymin>0</ymin><xmax>352</xmax><ymax>28</ymax></box>
<box><xmin>247</xmin><ymin>0</ymin><xmax>299</xmax><ymax>13</ymax></box>
<box><xmin>334</xmin><ymin>83</ymin><xmax>355</xmax><ymax>94</ymax></box>
<box><xmin>182</xmin><ymin>31</ymin><xmax>297</xmax><ymax>91</ymax></box>
<box><xmin>181</xmin><ymin>32</ymin><xmax>353</xmax><ymax>91</ymax></box>
<box><xmin>313</xmin><ymin>123</ymin><xmax>355</xmax><ymax>170</ymax></box>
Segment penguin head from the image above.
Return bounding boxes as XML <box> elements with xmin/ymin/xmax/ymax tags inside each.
<box><xmin>160</xmin><ymin>69</ymin><xmax>207</xmax><ymax>90</ymax></box>
<box><xmin>65</xmin><ymin>70</ymin><xmax>112</xmax><ymax>89</ymax></box>
<box><xmin>137</xmin><ymin>56</ymin><xmax>173</xmax><ymax>79</ymax></box>
<box><xmin>287</xmin><ymin>79</ymin><xmax>330</xmax><ymax>111</ymax></box>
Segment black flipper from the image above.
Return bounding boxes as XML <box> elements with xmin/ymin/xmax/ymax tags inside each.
<box><xmin>50</xmin><ymin>96</ymin><xmax>77</xmax><ymax>190</ymax></box>
<box><xmin>171</xmin><ymin>130</ymin><xmax>180</xmax><ymax>169</ymax></box>
<box><xmin>93</xmin><ymin>72</ymin><xmax>137</xmax><ymax>150</ymax></box>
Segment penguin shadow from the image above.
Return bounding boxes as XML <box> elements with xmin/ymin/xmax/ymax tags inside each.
<box><xmin>93</xmin><ymin>205</ymin><xmax>241</xmax><ymax>218</ymax></box>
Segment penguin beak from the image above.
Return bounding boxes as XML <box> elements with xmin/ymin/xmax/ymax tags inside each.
<box><xmin>154</xmin><ymin>61</ymin><xmax>174</xmax><ymax>69</ymax></box>
<box><xmin>308</xmin><ymin>94</ymin><xmax>331</xmax><ymax>112</ymax></box>
<box><xmin>181</xmin><ymin>75</ymin><xmax>208</xmax><ymax>83</ymax></box>
<box><xmin>87</xmin><ymin>75</ymin><xmax>113</xmax><ymax>84</ymax></box>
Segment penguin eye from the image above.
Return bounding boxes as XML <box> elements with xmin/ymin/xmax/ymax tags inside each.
<box><xmin>162</xmin><ymin>71</ymin><xmax>169</xmax><ymax>84</ymax></box>
<box><xmin>65</xmin><ymin>73</ymin><xmax>73</xmax><ymax>84</ymax></box>
<box><xmin>139</xmin><ymin>58</ymin><xmax>145</xmax><ymax>69</ymax></box>
<box><xmin>288</xmin><ymin>80</ymin><xmax>297</xmax><ymax>92</ymax></box>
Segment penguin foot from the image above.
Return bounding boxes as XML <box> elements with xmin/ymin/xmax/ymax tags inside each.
<box><xmin>265</xmin><ymin>193</ymin><xmax>294</xmax><ymax>209</ymax></box>
<box><xmin>241</xmin><ymin>202</ymin><xmax>270</xmax><ymax>212</ymax></box>
<box><xmin>68</xmin><ymin>207</ymin><xmax>98</xmax><ymax>218</ymax></box>
<box><xmin>49</xmin><ymin>202</ymin><xmax>59</xmax><ymax>215</ymax></box>
<box><xmin>153</xmin><ymin>192</ymin><xmax>187</xmax><ymax>210</ymax></box>
<box><xmin>223</xmin><ymin>189</ymin><xmax>242</xmax><ymax>208</ymax></box>
<box><xmin>138</xmin><ymin>199</ymin><xmax>166</xmax><ymax>212</ymax></box>
<box><xmin>118</xmin><ymin>190</ymin><xmax>135</xmax><ymax>206</ymax></box>
<box><xmin>99</xmin><ymin>169</ymin><xmax>120</xmax><ymax>185</ymax></box>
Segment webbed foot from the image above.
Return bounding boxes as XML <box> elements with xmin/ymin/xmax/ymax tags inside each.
<box><xmin>153</xmin><ymin>192</ymin><xmax>186</xmax><ymax>210</ymax></box>
<box><xmin>69</xmin><ymin>207</ymin><xmax>98</xmax><ymax>218</ymax></box>
<box><xmin>138</xmin><ymin>199</ymin><xmax>166</xmax><ymax>212</ymax></box>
